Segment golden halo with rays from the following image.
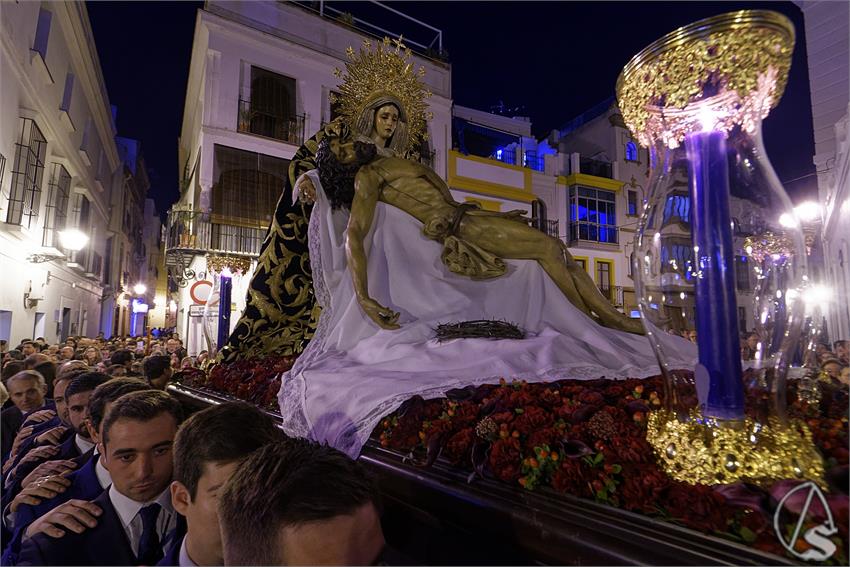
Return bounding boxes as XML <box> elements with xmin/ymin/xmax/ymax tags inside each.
<box><xmin>332</xmin><ymin>36</ymin><xmax>433</xmax><ymax>155</ymax></box>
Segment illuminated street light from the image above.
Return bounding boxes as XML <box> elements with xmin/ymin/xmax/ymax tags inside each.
<box><xmin>793</xmin><ymin>201</ymin><xmax>821</xmax><ymax>224</ymax></box>
<box><xmin>58</xmin><ymin>229</ymin><xmax>90</xmax><ymax>251</ymax></box>
<box><xmin>133</xmin><ymin>283</ymin><xmax>147</xmax><ymax>295</ymax></box>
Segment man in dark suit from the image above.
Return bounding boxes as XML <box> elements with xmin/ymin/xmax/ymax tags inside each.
<box><xmin>219</xmin><ymin>440</ymin><xmax>387</xmax><ymax>566</ymax></box>
<box><xmin>161</xmin><ymin>402</ymin><xmax>282</xmax><ymax>566</ymax></box>
<box><xmin>18</xmin><ymin>390</ymin><xmax>185</xmax><ymax>566</ymax></box>
<box><xmin>1</xmin><ymin>371</ymin><xmax>48</xmax><ymax>462</ymax></box>
<box><xmin>2</xmin><ymin>379</ymin><xmax>153</xmax><ymax>565</ymax></box>
<box><xmin>4</xmin><ymin>373</ymin><xmax>109</xmax><ymax>501</ymax></box>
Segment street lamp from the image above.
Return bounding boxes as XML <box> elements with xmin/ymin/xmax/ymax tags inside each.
<box><xmin>27</xmin><ymin>228</ymin><xmax>90</xmax><ymax>263</ymax></box>
<box><xmin>58</xmin><ymin>229</ymin><xmax>89</xmax><ymax>251</ymax></box>
<box><xmin>133</xmin><ymin>283</ymin><xmax>147</xmax><ymax>295</ymax></box>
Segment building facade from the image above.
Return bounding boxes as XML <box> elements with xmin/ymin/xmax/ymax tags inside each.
<box><xmin>0</xmin><ymin>2</ymin><xmax>122</xmax><ymax>344</ymax></box>
<box><xmin>796</xmin><ymin>0</ymin><xmax>850</xmax><ymax>341</ymax></box>
<box><xmin>167</xmin><ymin>0</ymin><xmax>452</xmax><ymax>354</ymax></box>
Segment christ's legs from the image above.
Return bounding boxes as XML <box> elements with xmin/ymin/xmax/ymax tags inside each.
<box><xmin>457</xmin><ymin>215</ymin><xmax>644</xmax><ymax>335</ymax></box>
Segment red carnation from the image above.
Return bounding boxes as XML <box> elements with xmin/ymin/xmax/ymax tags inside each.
<box><xmin>489</xmin><ymin>437</ymin><xmax>522</xmax><ymax>482</ymax></box>
<box><xmin>513</xmin><ymin>406</ymin><xmax>553</xmax><ymax>434</ymax></box>
<box><xmin>443</xmin><ymin>427</ymin><xmax>474</xmax><ymax>465</ymax></box>
<box><xmin>662</xmin><ymin>482</ymin><xmax>730</xmax><ymax>533</ymax></box>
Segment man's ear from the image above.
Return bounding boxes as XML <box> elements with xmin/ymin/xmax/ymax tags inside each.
<box><xmin>98</xmin><ymin>442</ymin><xmax>109</xmax><ymax>470</ymax></box>
<box><xmin>171</xmin><ymin>481</ymin><xmax>191</xmax><ymax>516</ymax></box>
<box><xmin>86</xmin><ymin>419</ymin><xmax>99</xmax><ymax>443</ymax></box>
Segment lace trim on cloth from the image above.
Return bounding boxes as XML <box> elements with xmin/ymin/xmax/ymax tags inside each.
<box><xmin>279</xmin><ymin>176</ymin><xmax>333</xmax><ymax>440</ymax></box>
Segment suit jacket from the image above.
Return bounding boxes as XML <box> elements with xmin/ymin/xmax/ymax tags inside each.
<box><xmin>5</xmin><ymin>434</ymin><xmax>83</xmax><ymax>503</ymax></box>
<box><xmin>17</xmin><ymin>489</ymin><xmax>187</xmax><ymax>567</ymax></box>
<box><xmin>2</xmin><ymin>453</ymin><xmax>103</xmax><ymax>565</ymax></box>
<box><xmin>1</xmin><ymin>407</ymin><xmax>24</xmax><ymax>463</ymax></box>
<box><xmin>157</xmin><ymin>534</ymin><xmax>183</xmax><ymax>567</ymax></box>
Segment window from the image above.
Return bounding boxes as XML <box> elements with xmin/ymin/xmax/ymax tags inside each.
<box><xmin>42</xmin><ymin>163</ymin><xmax>71</xmax><ymax>247</ymax></box>
<box><xmin>660</xmin><ymin>240</ymin><xmax>693</xmax><ymax>274</ymax></box>
<box><xmin>738</xmin><ymin>306</ymin><xmax>747</xmax><ymax>333</ymax></box>
<box><xmin>735</xmin><ymin>255</ymin><xmax>750</xmax><ymax>291</ymax></box>
<box><xmin>68</xmin><ymin>193</ymin><xmax>91</xmax><ymax>265</ymax></box>
<box><xmin>662</xmin><ymin>193</ymin><xmax>690</xmax><ymax>226</ymax></box>
<box><xmin>7</xmin><ymin>118</ymin><xmax>47</xmax><ymax>228</ymax></box>
<box><xmin>211</xmin><ymin>145</ymin><xmax>289</xmax><ymax>253</ymax></box>
<box><xmin>239</xmin><ymin>67</ymin><xmax>302</xmax><ymax>144</ymax></box>
<box><xmin>625</xmin><ymin>141</ymin><xmax>638</xmax><ymax>161</ymax></box>
<box><xmin>628</xmin><ymin>251</ymin><xmax>635</xmax><ymax>278</ymax></box>
<box><xmin>569</xmin><ymin>186</ymin><xmax>618</xmax><ymax>244</ymax></box>
<box><xmin>33</xmin><ymin>8</ymin><xmax>52</xmax><ymax>60</ymax></box>
<box><xmin>596</xmin><ymin>260</ymin><xmax>612</xmax><ymax>300</ymax></box>
<box><xmin>627</xmin><ymin>190</ymin><xmax>638</xmax><ymax>216</ymax></box>
<box><xmin>0</xmin><ymin>153</ymin><xmax>6</xmax><ymax>190</ymax></box>
<box><xmin>60</xmin><ymin>72</ymin><xmax>74</xmax><ymax>112</ymax></box>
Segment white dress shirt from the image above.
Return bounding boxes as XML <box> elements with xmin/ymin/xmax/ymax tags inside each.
<box><xmin>94</xmin><ymin>456</ymin><xmax>111</xmax><ymax>489</ymax></box>
<box><xmin>109</xmin><ymin>485</ymin><xmax>176</xmax><ymax>557</ymax></box>
<box><xmin>74</xmin><ymin>434</ymin><xmax>95</xmax><ymax>455</ymax></box>
<box><xmin>179</xmin><ymin>536</ymin><xmax>198</xmax><ymax>567</ymax></box>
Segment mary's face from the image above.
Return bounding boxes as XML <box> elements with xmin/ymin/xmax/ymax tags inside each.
<box><xmin>372</xmin><ymin>104</ymin><xmax>399</xmax><ymax>143</ymax></box>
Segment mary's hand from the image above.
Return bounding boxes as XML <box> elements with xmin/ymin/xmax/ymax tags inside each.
<box><xmin>359</xmin><ymin>298</ymin><xmax>400</xmax><ymax>330</ymax></box>
<box><xmin>296</xmin><ymin>176</ymin><xmax>316</xmax><ymax>204</ymax></box>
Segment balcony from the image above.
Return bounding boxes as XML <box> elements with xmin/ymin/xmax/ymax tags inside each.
<box><xmin>238</xmin><ymin>99</ymin><xmax>305</xmax><ymax>146</ymax></box>
<box><xmin>533</xmin><ymin>218</ymin><xmax>559</xmax><ymax>238</ymax></box>
<box><xmin>596</xmin><ymin>285</ymin><xmax>625</xmax><ymax>307</ymax></box>
<box><xmin>164</xmin><ymin>210</ymin><xmax>265</xmax><ymax>259</ymax></box>
<box><xmin>569</xmin><ymin>221</ymin><xmax>619</xmax><ymax>245</ymax></box>
<box><xmin>579</xmin><ymin>157</ymin><xmax>613</xmax><ymax>179</ymax></box>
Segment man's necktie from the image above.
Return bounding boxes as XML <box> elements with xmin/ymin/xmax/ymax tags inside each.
<box><xmin>137</xmin><ymin>503</ymin><xmax>164</xmax><ymax>565</ymax></box>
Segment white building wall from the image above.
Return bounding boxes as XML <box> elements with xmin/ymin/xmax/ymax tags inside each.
<box><xmin>172</xmin><ymin>1</ymin><xmax>452</xmax><ymax>354</ymax></box>
<box><xmin>796</xmin><ymin>0</ymin><xmax>850</xmax><ymax>340</ymax></box>
<box><xmin>0</xmin><ymin>2</ymin><xmax>120</xmax><ymax>344</ymax></box>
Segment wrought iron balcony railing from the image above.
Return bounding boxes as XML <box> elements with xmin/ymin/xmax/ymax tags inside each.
<box><xmin>238</xmin><ymin>99</ymin><xmax>305</xmax><ymax>146</ymax></box>
<box><xmin>164</xmin><ymin>210</ymin><xmax>265</xmax><ymax>258</ymax></box>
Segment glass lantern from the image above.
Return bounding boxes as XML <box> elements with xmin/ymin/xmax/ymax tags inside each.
<box><xmin>616</xmin><ymin>10</ymin><xmax>823</xmax><ymax>486</ymax></box>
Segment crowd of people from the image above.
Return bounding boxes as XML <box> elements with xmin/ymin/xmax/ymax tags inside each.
<box><xmin>0</xmin><ymin>341</ymin><xmax>391</xmax><ymax>566</ymax></box>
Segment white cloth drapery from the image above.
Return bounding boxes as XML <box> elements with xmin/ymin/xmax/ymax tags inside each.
<box><xmin>281</xmin><ymin>170</ymin><xmax>697</xmax><ymax>457</ymax></box>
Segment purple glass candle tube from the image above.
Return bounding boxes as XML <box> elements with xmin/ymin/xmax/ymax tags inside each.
<box><xmin>217</xmin><ymin>273</ymin><xmax>232</xmax><ymax>350</ymax></box>
<box><xmin>685</xmin><ymin>130</ymin><xmax>745</xmax><ymax>420</ymax></box>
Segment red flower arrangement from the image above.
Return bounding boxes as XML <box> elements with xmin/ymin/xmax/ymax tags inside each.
<box><xmin>190</xmin><ymin>356</ymin><xmax>848</xmax><ymax>563</ymax></box>
<box><xmin>373</xmin><ymin>376</ymin><xmax>849</xmax><ymax>563</ymax></box>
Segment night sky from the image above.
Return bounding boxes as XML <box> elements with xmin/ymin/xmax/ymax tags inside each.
<box><xmin>86</xmin><ymin>1</ymin><xmax>817</xmax><ymax>217</ymax></box>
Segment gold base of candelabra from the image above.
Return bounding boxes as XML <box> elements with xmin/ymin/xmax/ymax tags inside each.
<box><xmin>647</xmin><ymin>410</ymin><xmax>825</xmax><ymax>487</ymax></box>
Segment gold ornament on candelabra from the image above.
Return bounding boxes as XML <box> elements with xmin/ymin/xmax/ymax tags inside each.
<box><xmin>618</xmin><ymin>11</ymin><xmax>824</xmax><ymax>488</ymax></box>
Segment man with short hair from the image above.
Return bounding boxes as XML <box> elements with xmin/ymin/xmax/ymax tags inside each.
<box><xmin>18</xmin><ymin>390</ymin><xmax>185</xmax><ymax>566</ymax></box>
<box><xmin>4</xmin><ymin>373</ymin><xmax>108</xmax><ymax>500</ymax></box>
<box><xmin>2</xmin><ymin>378</ymin><xmax>153</xmax><ymax>565</ymax></box>
<box><xmin>20</xmin><ymin>342</ymin><xmax>37</xmax><ymax>357</ymax></box>
<box><xmin>1</xmin><ymin>372</ymin><xmax>48</xmax><ymax>461</ymax></box>
<box><xmin>219</xmin><ymin>440</ymin><xmax>385</xmax><ymax>566</ymax></box>
<box><xmin>110</xmin><ymin>349</ymin><xmax>134</xmax><ymax>369</ymax></box>
<box><xmin>163</xmin><ymin>402</ymin><xmax>281</xmax><ymax>566</ymax></box>
<box><xmin>144</xmin><ymin>356</ymin><xmax>173</xmax><ymax>390</ymax></box>
<box><xmin>58</xmin><ymin>346</ymin><xmax>75</xmax><ymax>361</ymax></box>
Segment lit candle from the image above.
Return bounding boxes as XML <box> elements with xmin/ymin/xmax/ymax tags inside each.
<box><xmin>685</xmin><ymin>127</ymin><xmax>745</xmax><ymax>420</ymax></box>
<box><xmin>217</xmin><ymin>269</ymin><xmax>232</xmax><ymax>350</ymax></box>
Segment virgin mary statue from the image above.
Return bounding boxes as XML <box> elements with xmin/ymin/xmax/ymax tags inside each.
<box><xmin>221</xmin><ymin>38</ymin><xmax>696</xmax><ymax>457</ymax></box>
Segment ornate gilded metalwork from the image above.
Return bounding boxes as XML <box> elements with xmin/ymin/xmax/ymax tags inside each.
<box><xmin>744</xmin><ymin>231</ymin><xmax>793</xmax><ymax>263</ymax></box>
<box><xmin>647</xmin><ymin>410</ymin><xmax>825</xmax><ymax>487</ymax></box>
<box><xmin>206</xmin><ymin>254</ymin><xmax>252</xmax><ymax>275</ymax></box>
<box><xmin>616</xmin><ymin>10</ymin><xmax>795</xmax><ymax>147</ymax></box>
<box><xmin>332</xmin><ymin>37</ymin><xmax>432</xmax><ymax>155</ymax></box>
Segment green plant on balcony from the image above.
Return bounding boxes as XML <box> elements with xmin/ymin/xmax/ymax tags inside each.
<box><xmin>336</xmin><ymin>12</ymin><xmax>354</xmax><ymax>27</ymax></box>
